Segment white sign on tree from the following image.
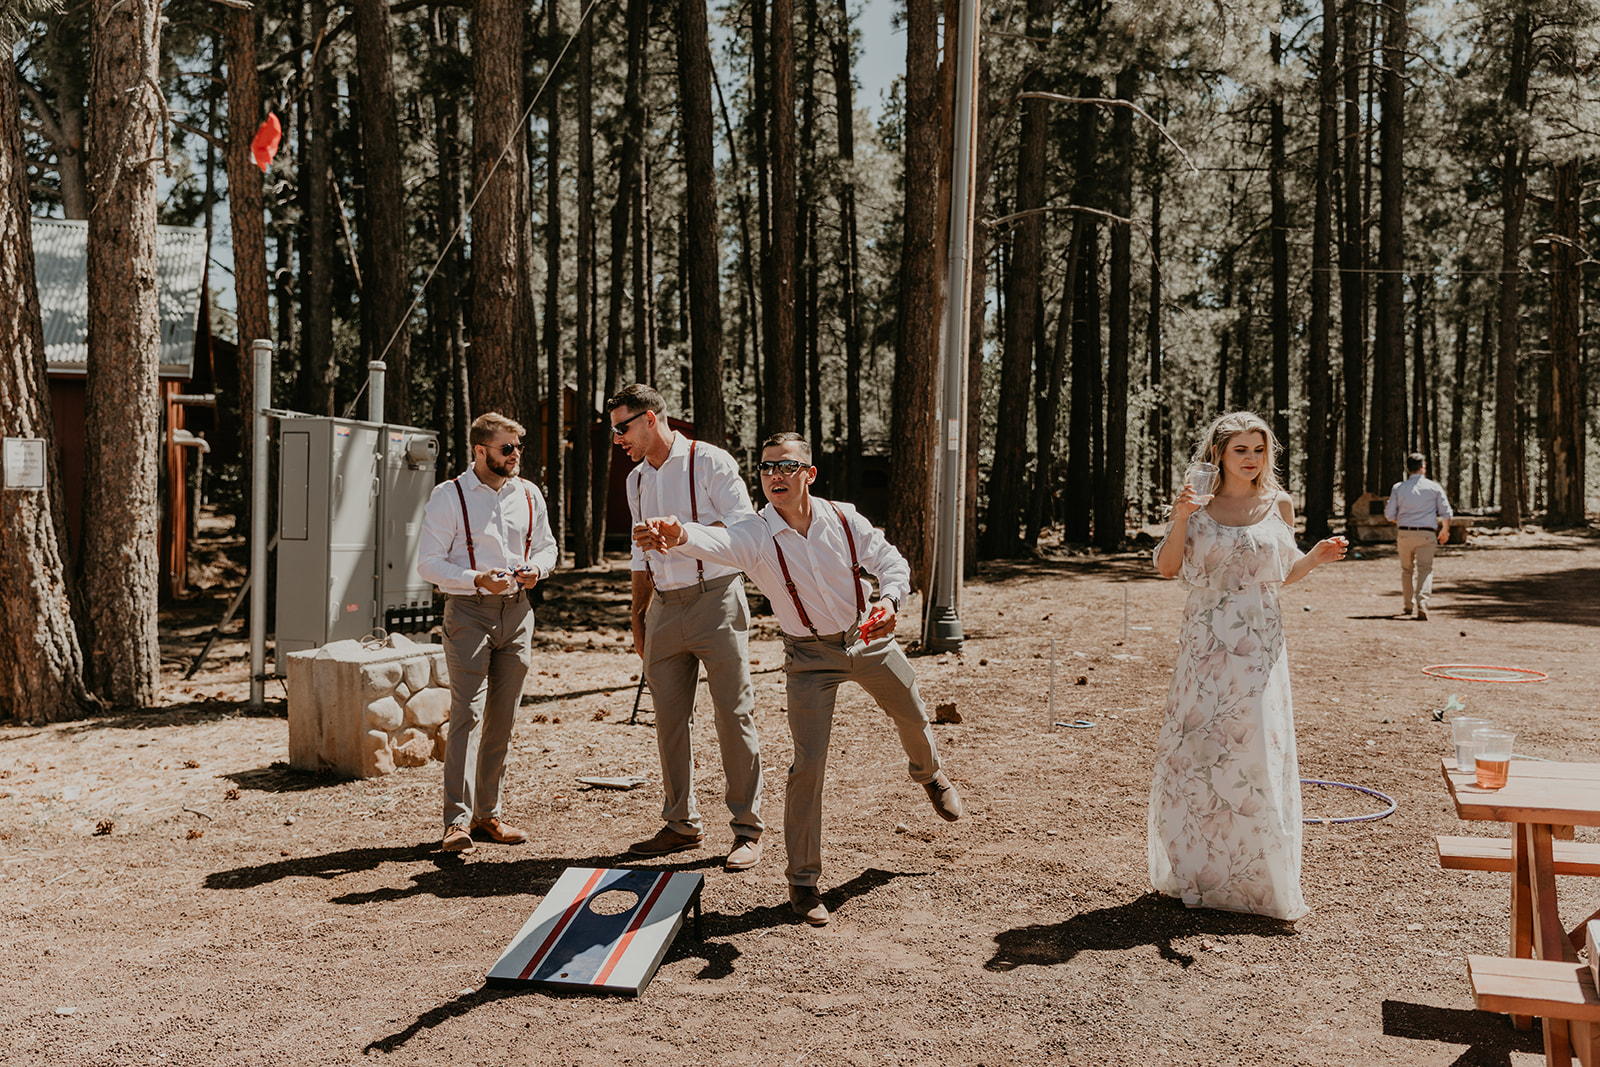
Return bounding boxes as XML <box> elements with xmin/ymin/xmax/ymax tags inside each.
<box><xmin>2</xmin><ymin>438</ymin><xmax>46</xmax><ymax>490</ymax></box>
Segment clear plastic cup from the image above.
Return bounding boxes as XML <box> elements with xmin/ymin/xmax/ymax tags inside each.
<box><xmin>1186</xmin><ymin>462</ymin><xmax>1220</xmax><ymax>504</ymax></box>
<box><xmin>1471</xmin><ymin>728</ymin><xmax>1516</xmax><ymax>789</ymax></box>
<box><xmin>1450</xmin><ymin>717</ymin><xmax>1492</xmax><ymax>772</ymax></box>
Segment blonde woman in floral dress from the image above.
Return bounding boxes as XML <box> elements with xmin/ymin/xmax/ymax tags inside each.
<box><xmin>1150</xmin><ymin>412</ymin><xmax>1347</xmax><ymax>920</ymax></box>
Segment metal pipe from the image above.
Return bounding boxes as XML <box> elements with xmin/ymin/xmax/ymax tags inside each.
<box><xmin>249</xmin><ymin>339</ymin><xmax>272</xmax><ymax>709</ymax></box>
<box><xmin>368</xmin><ymin>360</ymin><xmax>386</xmax><ymax>425</ymax></box>
<box><xmin>923</xmin><ymin>0</ymin><xmax>981</xmax><ymax>652</ymax></box>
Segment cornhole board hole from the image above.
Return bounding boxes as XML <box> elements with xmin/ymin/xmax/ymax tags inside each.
<box><xmin>487</xmin><ymin>867</ymin><xmax>703</xmax><ymax>995</ymax></box>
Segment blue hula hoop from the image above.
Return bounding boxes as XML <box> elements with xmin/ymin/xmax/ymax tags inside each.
<box><xmin>1300</xmin><ymin>777</ymin><xmax>1397</xmax><ymax>825</ymax></box>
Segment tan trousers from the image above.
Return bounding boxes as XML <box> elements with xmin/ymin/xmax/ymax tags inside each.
<box><xmin>781</xmin><ymin>628</ymin><xmax>941</xmax><ymax>887</ymax></box>
<box><xmin>1397</xmin><ymin>528</ymin><xmax>1439</xmax><ymax>611</ymax></box>
<box><xmin>643</xmin><ymin>574</ymin><xmax>763</xmax><ymax>839</ymax></box>
<box><xmin>441</xmin><ymin>593</ymin><xmax>532</xmax><ymax>828</ymax></box>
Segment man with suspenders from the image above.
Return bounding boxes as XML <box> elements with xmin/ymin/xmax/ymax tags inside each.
<box><xmin>633</xmin><ymin>432</ymin><xmax>963</xmax><ymax>926</ymax></box>
<box><xmin>607</xmin><ymin>385</ymin><xmax>766</xmax><ymax>871</ymax></box>
<box><xmin>418</xmin><ymin>413</ymin><xmax>558</xmax><ymax>854</ymax></box>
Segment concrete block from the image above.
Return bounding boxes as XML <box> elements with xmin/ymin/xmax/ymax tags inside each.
<box><xmin>286</xmin><ymin>636</ymin><xmax>450</xmax><ymax>778</ymax></box>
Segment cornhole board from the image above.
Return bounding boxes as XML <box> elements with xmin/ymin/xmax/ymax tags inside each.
<box><xmin>487</xmin><ymin>867</ymin><xmax>703</xmax><ymax>995</ymax></box>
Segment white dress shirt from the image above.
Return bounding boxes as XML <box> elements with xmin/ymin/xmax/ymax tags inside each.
<box><xmin>417</xmin><ymin>468</ymin><xmax>558</xmax><ymax>596</ymax></box>
<box><xmin>627</xmin><ymin>433</ymin><xmax>757</xmax><ymax>590</ymax></box>
<box><xmin>1384</xmin><ymin>474</ymin><xmax>1453</xmax><ymax>528</ymax></box>
<box><xmin>671</xmin><ymin>498</ymin><xmax>910</xmax><ymax>638</ymax></box>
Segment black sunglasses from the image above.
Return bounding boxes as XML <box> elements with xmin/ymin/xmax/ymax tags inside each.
<box><xmin>490</xmin><ymin>442</ymin><xmax>522</xmax><ymax>457</ymax></box>
<box><xmin>757</xmin><ymin>459</ymin><xmax>806</xmax><ymax>475</ymax></box>
<box><xmin>610</xmin><ymin>410</ymin><xmax>649</xmax><ymax>437</ymax></box>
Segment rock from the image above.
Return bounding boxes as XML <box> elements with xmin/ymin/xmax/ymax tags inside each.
<box><xmin>393</xmin><ymin>729</ymin><xmax>432</xmax><ymax>768</ymax></box>
<box><xmin>934</xmin><ymin>702</ymin><xmax>962</xmax><ymax>724</ymax></box>
<box><xmin>406</xmin><ymin>687</ymin><xmax>452</xmax><ymax>728</ymax></box>
<box><xmin>365</xmin><ymin>729</ymin><xmax>396</xmax><ymax>776</ymax></box>
<box><xmin>402</xmin><ymin>655</ymin><xmax>432</xmax><ymax>693</ymax></box>
<box><xmin>432</xmin><ymin>655</ymin><xmax>451</xmax><ymax>689</ymax></box>
<box><xmin>366</xmin><ymin>696</ymin><xmax>404</xmax><ymax>732</ymax></box>
<box><xmin>361</xmin><ymin>661</ymin><xmax>404</xmax><ymax>700</ymax></box>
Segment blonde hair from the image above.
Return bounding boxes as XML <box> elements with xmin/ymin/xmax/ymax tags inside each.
<box><xmin>1190</xmin><ymin>411</ymin><xmax>1283</xmax><ymax>496</ymax></box>
<box><xmin>469</xmin><ymin>412</ymin><xmax>525</xmax><ymax>449</ymax></box>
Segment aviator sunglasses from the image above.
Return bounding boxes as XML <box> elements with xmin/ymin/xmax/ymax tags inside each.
<box><xmin>610</xmin><ymin>409</ymin><xmax>649</xmax><ymax>437</ymax></box>
<box><xmin>489</xmin><ymin>442</ymin><xmax>522</xmax><ymax>457</ymax></box>
<box><xmin>757</xmin><ymin>459</ymin><xmax>807</xmax><ymax>475</ymax></box>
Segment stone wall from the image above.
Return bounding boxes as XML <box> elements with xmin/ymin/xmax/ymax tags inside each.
<box><xmin>286</xmin><ymin>633</ymin><xmax>451</xmax><ymax>778</ymax></box>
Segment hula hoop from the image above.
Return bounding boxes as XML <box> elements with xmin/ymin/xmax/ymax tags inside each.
<box><xmin>1300</xmin><ymin>778</ymin><xmax>1397</xmax><ymax>825</ymax></box>
<box><xmin>1421</xmin><ymin>663</ymin><xmax>1548</xmax><ymax>683</ymax></box>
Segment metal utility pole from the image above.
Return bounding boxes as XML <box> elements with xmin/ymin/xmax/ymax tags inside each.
<box><xmin>922</xmin><ymin>0</ymin><xmax>981</xmax><ymax>653</ymax></box>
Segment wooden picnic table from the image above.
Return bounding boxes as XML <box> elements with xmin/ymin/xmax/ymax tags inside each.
<box><xmin>1442</xmin><ymin>758</ymin><xmax>1600</xmax><ymax>1066</ymax></box>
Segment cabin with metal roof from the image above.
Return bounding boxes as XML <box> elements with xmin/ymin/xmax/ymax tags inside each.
<box><xmin>33</xmin><ymin>217</ymin><xmax>219</xmax><ymax>598</ymax></box>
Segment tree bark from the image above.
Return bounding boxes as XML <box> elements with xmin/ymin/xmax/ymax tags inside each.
<box><xmin>890</xmin><ymin>0</ymin><xmax>941</xmax><ymax>589</ymax></box>
<box><xmin>766</xmin><ymin>0</ymin><xmax>798</xmax><ymax>437</ymax></box>
<box><xmin>543</xmin><ymin>0</ymin><xmax>564</xmax><ymax>555</ymax></box>
<box><xmin>1373</xmin><ymin>0</ymin><xmax>1407</xmax><ymax>494</ymax></box>
<box><xmin>225</xmin><ymin>7</ymin><xmax>268</xmax><ymax>521</ymax></box>
<box><xmin>1338</xmin><ymin>0</ymin><xmax>1367</xmax><ymax>511</ymax></box>
<box><xmin>469</xmin><ymin>0</ymin><xmax>524</xmax><ymax>422</ymax></box>
<box><xmin>0</xmin><ymin>55</ymin><xmax>94</xmax><ymax>723</ymax></box>
<box><xmin>354</xmin><ymin>0</ymin><xmax>411</xmax><ymax>423</ymax></box>
<box><xmin>829</xmin><ymin>0</ymin><xmax>863</xmax><ymax>497</ymax></box>
<box><xmin>298</xmin><ymin>0</ymin><xmax>337</xmax><ymax>416</ymax></box>
<box><xmin>1546</xmin><ymin>156</ymin><xmax>1584</xmax><ymax>525</ymax></box>
<box><xmin>678</xmin><ymin>0</ymin><xmax>726</xmax><ymax>444</ymax></box>
<box><xmin>963</xmin><ymin>40</ymin><xmax>991</xmax><ymax>576</ymax></box>
<box><xmin>84</xmin><ymin>0</ymin><xmax>162</xmax><ymax>707</ymax></box>
<box><xmin>1096</xmin><ymin>65</ymin><xmax>1135</xmax><ymax>552</ymax></box>
<box><xmin>1268</xmin><ymin>28</ymin><xmax>1292</xmax><ymax>483</ymax></box>
<box><xmin>573</xmin><ymin>13</ymin><xmax>596</xmax><ymax>565</ymax></box>
<box><xmin>1305</xmin><ymin>0</ymin><xmax>1338</xmax><ymax>540</ymax></box>
<box><xmin>1496</xmin><ymin>7</ymin><xmax>1531</xmax><ymax>526</ymax></box>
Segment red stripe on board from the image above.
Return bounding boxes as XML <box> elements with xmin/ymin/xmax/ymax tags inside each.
<box><xmin>593</xmin><ymin>873</ymin><xmax>674</xmax><ymax>986</ymax></box>
<box><xmin>518</xmin><ymin>869</ymin><xmax>608</xmax><ymax>980</ymax></box>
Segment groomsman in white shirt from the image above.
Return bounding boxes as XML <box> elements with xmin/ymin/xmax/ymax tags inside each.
<box><xmin>634</xmin><ymin>431</ymin><xmax>962</xmax><ymax>926</ymax></box>
<box><xmin>418</xmin><ymin>413</ymin><xmax>558</xmax><ymax>854</ymax></box>
<box><xmin>607</xmin><ymin>385</ymin><xmax>766</xmax><ymax>872</ymax></box>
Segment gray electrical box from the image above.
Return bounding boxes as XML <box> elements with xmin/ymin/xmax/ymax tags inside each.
<box><xmin>274</xmin><ymin>416</ymin><xmax>439</xmax><ymax>672</ymax></box>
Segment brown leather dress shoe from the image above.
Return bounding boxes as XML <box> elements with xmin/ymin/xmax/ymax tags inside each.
<box><xmin>923</xmin><ymin>771</ymin><xmax>964</xmax><ymax>822</ymax></box>
<box><xmin>470</xmin><ymin>816</ymin><xmax>528</xmax><ymax>844</ymax></box>
<box><xmin>441</xmin><ymin>825</ymin><xmax>475</xmax><ymax>852</ymax></box>
<box><xmin>627</xmin><ymin>826</ymin><xmax>704</xmax><ymax>856</ymax></box>
<box><xmin>789</xmin><ymin>885</ymin><xmax>829</xmax><ymax>926</ymax></box>
<box><xmin>725</xmin><ymin>836</ymin><xmax>762</xmax><ymax>871</ymax></box>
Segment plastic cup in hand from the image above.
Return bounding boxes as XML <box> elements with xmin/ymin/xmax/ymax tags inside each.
<box><xmin>1186</xmin><ymin>463</ymin><xmax>1220</xmax><ymax>504</ymax></box>
<box><xmin>1449</xmin><ymin>716</ymin><xmax>1492</xmax><ymax>772</ymax></box>
<box><xmin>1471</xmin><ymin>728</ymin><xmax>1515</xmax><ymax>789</ymax></box>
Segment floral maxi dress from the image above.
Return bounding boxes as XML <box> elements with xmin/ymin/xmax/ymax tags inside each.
<box><xmin>1148</xmin><ymin>508</ymin><xmax>1308</xmax><ymax>921</ymax></box>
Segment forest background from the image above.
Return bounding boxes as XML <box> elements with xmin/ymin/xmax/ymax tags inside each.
<box><xmin>2</xmin><ymin>0</ymin><xmax>1599</xmax><ymax>721</ymax></box>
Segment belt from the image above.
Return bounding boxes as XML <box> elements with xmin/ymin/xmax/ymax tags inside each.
<box><xmin>1398</xmin><ymin>525</ymin><xmax>1436</xmax><ymax>531</ymax></box>
<box><xmin>651</xmin><ymin>572</ymin><xmax>740</xmax><ymax>604</ymax></box>
<box><xmin>782</xmin><ymin>624</ymin><xmax>862</xmax><ymax>649</ymax></box>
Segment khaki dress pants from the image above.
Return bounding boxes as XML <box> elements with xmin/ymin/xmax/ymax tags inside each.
<box><xmin>1396</xmin><ymin>528</ymin><xmax>1438</xmax><ymax>611</ymax></box>
<box><xmin>441</xmin><ymin>593</ymin><xmax>533</xmax><ymax>829</ymax></box>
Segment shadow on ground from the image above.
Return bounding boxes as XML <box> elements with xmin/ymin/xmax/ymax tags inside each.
<box><xmin>984</xmin><ymin>892</ymin><xmax>1297</xmax><ymax>970</ymax></box>
<box><xmin>1381</xmin><ymin>999</ymin><xmax>1544</xmax><ymax>1066</ymax></box>
<box><xmin>1445</xmin><ymin>565</ymin><xmax>1600</xmax><ymax>628</ymax></box>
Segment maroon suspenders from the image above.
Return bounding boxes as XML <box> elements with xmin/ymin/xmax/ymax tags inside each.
<box><xmin>454</xmin><ymin>477</ymin><xmax>535</xmax><ymax>593</ymax></box>
<box><xmin>773</xmin><ymin>500</ymin><xmax>865</xmax><ymax>640</ymax></box>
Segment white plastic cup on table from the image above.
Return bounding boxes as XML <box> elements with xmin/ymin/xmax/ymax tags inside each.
<box><xmin>1186</xmin><ymin>462</ymin><xmax>1220</xmax><ymax>505</ymax></box>
<box><xmin>1449</xmin><ymin>717</ymin><xmax>1492</xmax><ymax>772</ymax></box>
<box><xmin>1471</xmin><ymin>728</ymin><xmax>1515</xmax><ymax>789</ymax></box>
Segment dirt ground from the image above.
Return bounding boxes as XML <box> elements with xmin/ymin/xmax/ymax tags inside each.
<box><xmin>4</xmin><ymin>523</ymin><xmax>1599</xmax><ymax>1066</ymax></box>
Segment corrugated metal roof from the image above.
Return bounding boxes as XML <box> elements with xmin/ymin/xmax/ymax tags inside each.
<box><xmin>32</xmin><ymin>217</ymin><xmax>208</xmax><ymax>380</ymax></box>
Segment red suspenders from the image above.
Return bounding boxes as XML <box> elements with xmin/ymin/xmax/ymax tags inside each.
<box><xmin>773</xmin><ymin>500</ymin><xmax>865</xmax><ymax>639</ymax></box>
<box><xmin>454</xmin><ymin>477</ymin><xmax>534</xmax><ymax>592</ymax></box>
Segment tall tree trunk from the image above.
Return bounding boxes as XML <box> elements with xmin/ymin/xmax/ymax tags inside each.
<box><xmin>354</xmin><ymin>0</ymin><xmax>410</xmax><ymax>423</ymax></box>
<box><xmin>0</xmin><ymin>55</ymin><xmax>94</xmax><ymax>723</ymax></box>
<box><xmin>543</xmin><ymin>0</ymin><xmax>564</xmax><ymax>555</ymax></box>
<box><xmin>766</xmin><ymin>0</ymin><xmax>798</xmax><ymax>436</ymax></box>
<box><xmin>1146</xmin><ymin>103</ymin><xmax>1168</xmax><ymax>514</ymax></box>
<box><xmin>1305</xmin><ymin>0</ymin><xmax>1338</xmax><ymax>540</ymax></box>
<box><xmin>1547</xmin><ymin>156</ymin><xmax>1584</xmax><ymax>525</ymax></box>
<box><xmin>430</xmin><ymin>11</ymin><xmax>469</xmax><ymax>468</ymax></box>
<box><xmin>1268</xmin><ymin>27</ymin><xmax>1292</xmax><ymax>482</ymax></box>
<box><xmin>469</xmin><ymin>0</ymin><xmax>524</xmax><ymax>421</ymax></box>
<box><xmin>225</xmin><ymin>7</ymin><xmax>268</xmax><ymax>522</ymax></box>
<box><xmin>1496</xmin><ymin>7</ymin><xmax>1531</xmax><ymax>526</ymax></box>
<box><xmin>1064</xmin><ymin>218</ymin><xmax>1099</xmax><ymax>544</ymax></box>
<box><xmin>963</xmin><ymin>39</ymin><xmax>991</xmax><ymax>577</ymax></box>
<box><xmin>714</xmin><ymin>64</ymin><xmax>760</xmax><ymax>428</ymax></box>
<box><xmin>1030</xmin><ymin>221</ymin><xmax>1080</xmax><ymax>544</ymax></box>
<box><xmin>574</xmin><ymin>13</ymin><xmax>597</xmax><ymax>565</ymax></box>
<box><xmin>299</xmin><ymin>0</ymin><xmax>336</xmax><ymax>416</ymax></box>
<box><xmin>678</xmin><ymin>0</ymin><xmax>726</xmax><ymax>443</ymax></box>
<box><xmin>1096</xmin><ymin>65</ymin><xmax>1135</xmax><ymax>552</ymax></box>
<box><xmin>1472</xmin><ymin>304</ymin><xmax>1493</xmax><ymax>509</ymax></box>
<box><xmin>982</xmin><ymin>0</ymin><xmax>1048</xmax><ymax>559</ymax></box>
<box><xmin>752</xmin><ymin>0</ymin><xmax>773</xmax><ymax>433</ymax></box>
<box><xmin>829</xmin><ymin>0</ymin><xmax>863</xmax><ymax>497</ymax></box>
<box><xmin>630</xmin><ymin>2</ymin><xmax>651</xmax><ymax>386</ymax></box>
<box><xmin>1447</xmin><ymin>286</ymin><xmax>1468</xmax><ymax>504</ymax></box>
<box><xmin>1338</xmin><ymin>0</ymin><xmax>1366</xmax><ymax>513</ymax></box>
<box><xmin>890</xmin><ymin>0</ymin><xmax>941</xmax><ymax>589</ymax></box>
<box><xmin>84</xmin><ymin>0</ymin><xmax>162</xmax><ymax>706</ymax></box>
<box><xmin>1373</xmin><ymin>0</ymin><xmax>1407</xmax><ymax>493</ymax></box>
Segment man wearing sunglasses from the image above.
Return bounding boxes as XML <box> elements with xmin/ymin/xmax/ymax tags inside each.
<box><xmin>418</xmin><ymin>413</ymin><xmax>558</xmax><ymax>854</ymax></box>
<box><xmin>605</xmin><ymin>384</ymin><xmax>766</xmax><ymax>872</ymax></box>
<box><xmin>633</xmin><ymin>432</ymin><xmax>962</xmax><ymax>926</ymax></box>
